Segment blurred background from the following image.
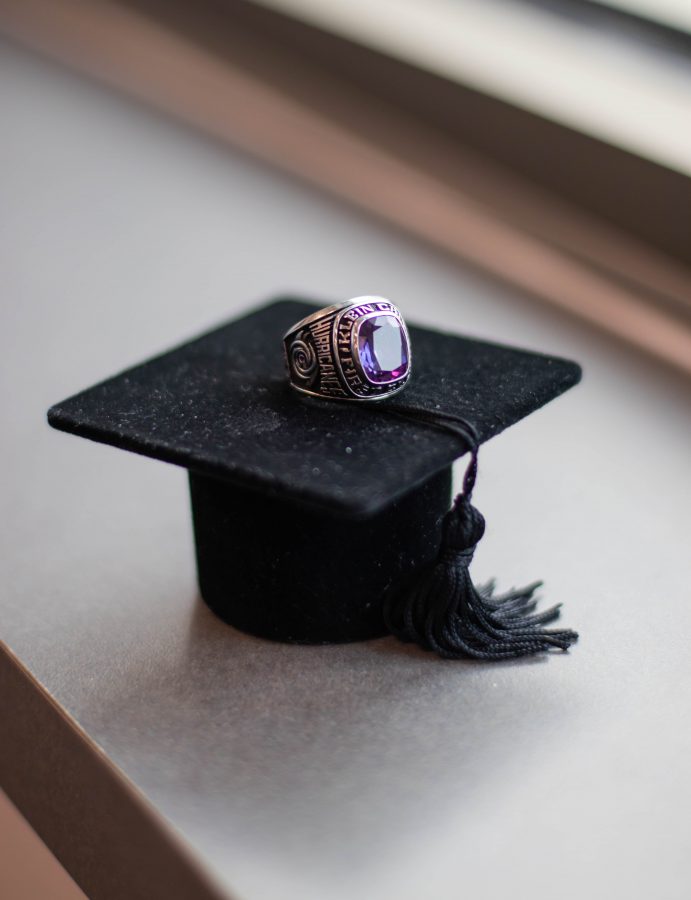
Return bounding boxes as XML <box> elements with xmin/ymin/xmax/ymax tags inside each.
<box><xmin>2</xmin><ymin>0</ymin><xmax>690</xmax><ymax>372</ymax></box>
<box><xmin>1</xmin><ymin>2</ymin><xmax>690</xmax><ymax>899</ymax></box>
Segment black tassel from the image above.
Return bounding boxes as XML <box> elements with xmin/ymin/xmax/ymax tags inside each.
<box><xmin>380</xmin><ymin>404</ymin><xmax>578</xmax><ymax>660</ymax></box>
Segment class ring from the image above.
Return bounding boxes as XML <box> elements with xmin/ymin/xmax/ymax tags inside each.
<box><xmin>283</xmin><ymin>296</ymin><xmax>411</xmax><ymax>401</ymax></box>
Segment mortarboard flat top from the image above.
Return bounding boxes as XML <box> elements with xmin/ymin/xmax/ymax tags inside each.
<box><xmin>48</xmin><ymin>298</ymin><xmax>581</xmax><ymax>517</ymax></box>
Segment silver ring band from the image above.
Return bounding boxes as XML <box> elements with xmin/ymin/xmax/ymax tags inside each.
<box><xmin>283</xmin><ymin>296</ymin><xmax>411</xmax><ymax>401</ymax></box>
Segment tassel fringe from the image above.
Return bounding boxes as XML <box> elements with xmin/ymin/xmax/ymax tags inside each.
<box><xmin>381</xmin><ymin>404</ymin><xmax>578</xmax><ymax>661</ymax></box>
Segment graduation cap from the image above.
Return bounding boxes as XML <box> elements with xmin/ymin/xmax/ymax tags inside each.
<box><xmin>48</xmin><ymin>297</ymin><xmax>580</xmax><ymax>659</ymax></box>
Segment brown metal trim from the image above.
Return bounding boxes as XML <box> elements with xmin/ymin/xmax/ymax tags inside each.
<box><xmin>0</xmin><ymin>643</ymin><xmax>232</xmax><ymax>900</ymax></box>
<box><xmin>127</xmin><ymin>0</ymin><xmax>691</xmax><ymax>313</ymax></box>
<box><xmin>210</xmin><ymin>0</ymin><xmax>691</xmax><ymax>264</ymax></box>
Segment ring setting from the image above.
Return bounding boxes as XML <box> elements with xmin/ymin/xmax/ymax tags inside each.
<box><xmin>284</xmin><ymin>296</ymin><xmax>411</xmax><ymax>401</ymax></box>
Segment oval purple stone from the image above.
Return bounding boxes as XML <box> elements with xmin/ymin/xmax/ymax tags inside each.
<box><xmin>358</xmin><ymin>315</ymin><xmax>409</xmax><ymax>384</ymax></box>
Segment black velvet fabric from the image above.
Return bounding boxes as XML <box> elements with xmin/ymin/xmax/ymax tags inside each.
<box><xmin>48</xmin><ymin>298</ymin><xmax>581</xmax><ymax>517</ymax></box>
<box><xmin>190</xmin><ymin>468</ymin><xmax>452</xmax><ymax>642</ymax></box>
<box><xmin>48</xmin><ymin>297</ymin><xmax>581</xmax><ymax>643</ymax></box>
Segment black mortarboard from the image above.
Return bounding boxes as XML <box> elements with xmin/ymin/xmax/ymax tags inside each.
<box><xmin>48</xmin><ymin>298</ymin><xmax>581</xmax><ymax>655</ymax></box>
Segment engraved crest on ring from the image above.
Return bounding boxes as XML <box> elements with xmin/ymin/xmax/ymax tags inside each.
<box><xmin>288</xmin><ymin>329</ymin><xmax>318</xmax><ymax>385</ymax></box>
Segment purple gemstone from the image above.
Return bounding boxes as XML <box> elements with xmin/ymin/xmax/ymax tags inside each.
<box><xmin>358</xmin><ymin>315</ymin><xmax>409</xmax><ymax>383</ymax></box>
